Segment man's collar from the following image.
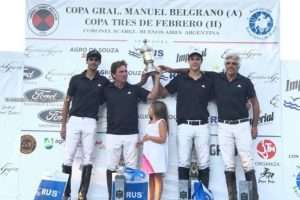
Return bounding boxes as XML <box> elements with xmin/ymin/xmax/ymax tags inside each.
<box><xmin>80</xmin><ymin>70</ymin><xmax>100</xmax><ymax>80</ymax></box>
<box><xmin>183</xmin><ymin>71</ymin><xmax>205</xmax><ymax>80</ymax></box>
<box><xmin>221</xmin><ymin>72</ymin><xmax>242</xmax><ymax>81</ymax></box>
<box><xmin>108</xmin><ymin>81</ymin><xmax>130</xmax><ymax>88</ymax></box>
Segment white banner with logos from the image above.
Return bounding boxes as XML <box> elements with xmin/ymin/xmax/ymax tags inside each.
<box><xmin>282</xmin><ymin>61</ymin><xmax>300</xmax><ymax>200</ymax></box>
<box><xmin>0</xmin><ymin>52</ymin><xmax>23</xmax><ymax>199</ymax></box>
<box><xmin>0</xmin><ymin>0</ymin><xmax>283</xmax><ymax>199</ymax></box>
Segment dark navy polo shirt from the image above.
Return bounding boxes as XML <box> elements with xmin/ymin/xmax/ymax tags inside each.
<box><xmin>67</xmin><ymin>71</ymin><xmax>109</xmax><ymax>120</ymax></box>
<box><xmin>165</xmin><ymin>72</ymin><xmax>214</xmax><ymax>124</ymax></box>
<box><xmin>104</xmin><ymin>82</ymin><xmax>149</xmax><ymax>135</ymax></box>
<box><xmin>208</xmin><ymin>72</ymin><xmax>256</xmax><ymax>120</ymax></box>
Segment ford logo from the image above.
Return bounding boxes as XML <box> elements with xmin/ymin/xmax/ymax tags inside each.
<box><xmin>38</xmin><ymin>109</ymin><xmax>62</xmax><ymax>124</ymax></box>
<box><xmin>23</xmin><ymin>66</ymin><xmax>42</xmax><ymax>80</ymax></box>
<box><xmin>24</xmin><ymin>88</ymin><xmax>64</xmax><ymax>103</ymax></box>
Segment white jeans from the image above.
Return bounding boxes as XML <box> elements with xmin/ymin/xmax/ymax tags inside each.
<box><xmin>106</xmin><ymin>134</ymin><xmax>139</xmax><ymax>170</ymax></box>
<box><xmin>218</xmin><ymin>122</ymin><xmax>254</xmax><ymax>172</ymax></box>
<box><xmin>177</xmin><ymin>124</ymin><xmax>210</xmax><ymax>169</ymax></box>
<box><xmin>63</xmin><ymin>116</ymin><xmax>97</xmax><ymax>166</ymax></box>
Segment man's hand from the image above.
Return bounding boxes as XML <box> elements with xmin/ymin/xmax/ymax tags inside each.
<box><xmin>60</xmin><ymin>125</ymin><xmax>66</xmax><ymax>140</ymax></box>
<box><xmin>251</xmin><ymin>126</ymin><xmax>258</xmax><ymax>139</ymax></box>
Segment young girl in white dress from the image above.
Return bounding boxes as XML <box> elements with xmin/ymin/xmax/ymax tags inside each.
<box><xmin>140</xmin><ymin>101</ymin><xmax>169</xmax><ymax>200</ymax></box>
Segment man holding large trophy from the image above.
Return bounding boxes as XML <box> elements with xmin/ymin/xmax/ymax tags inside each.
<box><xmin>104</xmin><ymin>40</ymin><xmax>161</xmax><ymax>200</ymax></box>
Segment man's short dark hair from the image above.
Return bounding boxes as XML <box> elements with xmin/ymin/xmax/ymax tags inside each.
<box><xmin>86</xmin><ymin>49</ymin><xmax>101</xmax><ymax>61</ymax></box>
<box><xmin>111</xmin><ymin>60</ymin><xmax>127</xmax><ymax>75</ymax></box>
<box><xmin>188</xmin><ymin>52</ymin><xmax>203</xmax><ymax>61</ymax></box>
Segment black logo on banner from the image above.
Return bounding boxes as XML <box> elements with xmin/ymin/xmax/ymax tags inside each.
<box><xmin>176</xmin><ymin>48</ymin><xmax>207</xmax><ymax>63</ymax></box>
<box><xmin>286</xmin><ymin>79</ymin><xmax>300</xmax><ymax>92</ymax></box>
<box><xmin>128</xmin><ymin>48</ymin><xmax>164</xmax><ymax>59</ymax></box>
<box><xmin>258</xmin><ymin>168</ymin><xmax>275</xmax><ymax>183</ymax></box>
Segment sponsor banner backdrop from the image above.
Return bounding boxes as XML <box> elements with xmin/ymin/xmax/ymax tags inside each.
<box><xmin>282</xmin><ymin>61</ymin><xmax>300</xmax><ymax>200</ymax></box>
<box><xmin>0</xmin><ymin>52</ymin><xmax>23</xmax><ymax>199</ymax></box>
<box><xmin>26</xmin><ymin>0</ymin><xmax>279</xmax><ymax>42</ymax></box>
<box><xmin>1</xmin><ymin>0</ymin><xmax>283</xmax><ymax>200</ymax></box>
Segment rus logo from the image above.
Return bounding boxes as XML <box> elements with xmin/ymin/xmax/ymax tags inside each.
<box><xmin>39</xmin><ymin>188</ymin><xmax>58</xmax><ymax>197</ymax></box>
<box><xmin>126</xmin><ymin>191</ymin><xmax>143</xmax><ymax>198</ymax></box>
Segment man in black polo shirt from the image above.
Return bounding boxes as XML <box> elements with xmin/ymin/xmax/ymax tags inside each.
<box><xmin>212</xmin><ymin>53</ymin><xmax>260</xmax><ymax>200</ymax></box>
<box><xmin>104</xmin><ymin>60</ymin><xmax>160</xmax><ymax>200</ymax></box>
<box><xmin>60</xmin><ymin>49</ymin><xmax>109</xmax><ymax>200</ymax></box>
<box><xmin>161</xmin><ymin>53</ymin><xmax>260</xmax><ymax>199</ymax></box>
<box><xmin>160</xmin><ymin>51</ymin><xmax>213</xmax><ymax>191</ymax></box>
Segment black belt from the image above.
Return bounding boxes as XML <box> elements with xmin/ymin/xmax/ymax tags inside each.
<box><xmin>178</xmin><ymin>120</ymin><xmax>208</xmax><ymax>126</ymax></box>
<box><xmin>71</xmin><ymin>114</ymin><xmax>98</xmax><ymax>120</ymax></box>
<box><xmin>218</xmin><ymin>118</ymin><xmax>249</xmax><ymax>124</ymax></box>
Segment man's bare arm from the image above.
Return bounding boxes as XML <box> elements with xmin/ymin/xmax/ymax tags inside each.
<box><xmin>60</xmin><ymin>96</ymin><xmax>71</xmax><ymax>139</ymax></box>
<box><xmin>250</xmin><ymin>96</ymin><xmax>260</xmax><ymax>139</ymax></box>
<box><xmin>135</xmin><ymin>73</ymin><xmax>151</xmax><ymax>87</ymax></box>
<box><xmin>147</xmin><ymin>72</ymin><xmax>161</xmax><ymax>102</ymax></box>
<box><xmin>159</xmin><ymin>65</ymin><xmax>189</xmax><ymax>74</ymax></box>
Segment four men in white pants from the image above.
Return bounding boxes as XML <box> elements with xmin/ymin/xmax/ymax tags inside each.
<box><xmin>60</xmin><ymin>50</ymin><xmax>260</xmax><ymax>200</ymax></box>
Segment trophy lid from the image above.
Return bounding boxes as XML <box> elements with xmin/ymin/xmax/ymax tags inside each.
<box><xmin>140</xmin><ymin>39</ymin><xmax>153</xmax><ymax>52</ymax></box>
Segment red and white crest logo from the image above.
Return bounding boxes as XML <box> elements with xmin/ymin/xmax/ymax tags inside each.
<box><xmin>27</xmin><ymin>4</ymin><xmax>59</xmax><ymax>36</ymax></box>
<box><xmin>256</xmin><ymin>139</ymin><xmax>276</xmax><ymax>160</ymax></box>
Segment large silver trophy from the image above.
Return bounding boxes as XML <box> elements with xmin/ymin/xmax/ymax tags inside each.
<box><xmin>137</xmin><ymin>39</ymin><xmax>159</xmax><ymax>74</ymax></box>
